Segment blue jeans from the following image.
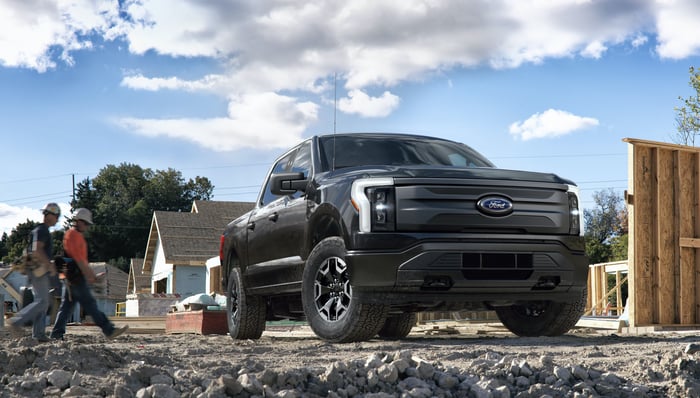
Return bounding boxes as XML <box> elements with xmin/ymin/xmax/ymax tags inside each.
<box><xmin>12</xmin><ymin>272</ymin><xmax>50</xmax><ymax>339</ymax></box>
<box><xmin>50</xmin><ymin>278</ymin><xmax>116</xmax><ymax>339</ymax></box>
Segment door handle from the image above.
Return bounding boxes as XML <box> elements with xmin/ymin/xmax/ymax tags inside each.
<box><xmin>247</xmin><ymin>222</ymin><xmax>255</xmax><ymax>230</ymax></box>
<box><xmin>268</xmin><ymin>212</ymin><xmax>279</xmax><ymax>222</ymax></box>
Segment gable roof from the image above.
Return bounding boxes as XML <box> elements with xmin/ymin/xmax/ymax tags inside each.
<box><xmin>142</xmin><ymin>201</ymin><xmax>255</xmax><ymax>274</ymax></box>
<box><xmin>127</xmin><ymin>257</ymin><xmax>151</xmax><ymax>294</ymax></box>
<box><xmin>90</xmin><ymin>262</ymin><xmax>129</xmax><ymax>301</ymax></box>
<box><xmin>191</xmin><ymin>200</ymin><xmax>256</xmax><ymax>220</ymax></box>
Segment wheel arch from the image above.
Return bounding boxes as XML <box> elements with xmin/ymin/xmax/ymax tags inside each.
<box><xmin>303</xmin><ymin>203</ymin><xmax>346</xmax><ymax>259</ymax></box>
<box><xmin>221</xmin><ymin>246</ymin><xmax>242</xmax><ymax>294</ymax></box>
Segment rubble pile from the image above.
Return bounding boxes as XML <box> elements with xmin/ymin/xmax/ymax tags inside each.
<box><xmin>3</xmin><ymin>333</ymin><xmax>697</xmax><ymax>398</ymax></box>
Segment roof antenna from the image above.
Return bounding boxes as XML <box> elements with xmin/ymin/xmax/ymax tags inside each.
<box><xmin>332</xmin><ymin>72</ymin><xmax>337</xmax><ymax>171</ymax></box>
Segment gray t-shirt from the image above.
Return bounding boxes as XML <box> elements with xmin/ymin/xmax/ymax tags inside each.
<box><xmin>29</xmin><ymin>223</ymin><xmax>52</xmax><ymax>259</ymax></box>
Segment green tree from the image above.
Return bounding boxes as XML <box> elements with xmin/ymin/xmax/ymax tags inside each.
<box><xmin>0</xmin><ymin>232</ymin><xmax>8</xmax><ymax>261</ymax></box>
<box><xmin>584</xmin><ymin>189</ymin><xmax>628</xmax><ymax>264</ymax></box>
<box><xmin>673</xmin><ymin>66</ymin><xmax>700</xmax><ymax>146</ymax></box>
<box><xmin>71</xmin><ymin>163</ymin><xmax>213</xmax><ymax>270</ymax></box>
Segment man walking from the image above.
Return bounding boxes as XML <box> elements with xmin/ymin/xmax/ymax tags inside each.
<box><xmin>50</xmin><ymin>208</ymin><xmax>128</xmax><ymax>340</ymax></box>
<box><xmin>7</xmin><ymin>203</ymin><xmax>61</xmax><ymax>342</ymax></box>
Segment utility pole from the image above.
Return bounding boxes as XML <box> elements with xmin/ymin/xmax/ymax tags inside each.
<box><xmin>72</xmin><ymin>174</ymin><xmax>75</xmax><ymax>208</ymax></box>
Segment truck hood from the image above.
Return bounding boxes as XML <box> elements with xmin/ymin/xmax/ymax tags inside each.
<box><xmin>330</xmin><ymin>165</ymin><xmax>576</xmax><ymax>186</ymax></box>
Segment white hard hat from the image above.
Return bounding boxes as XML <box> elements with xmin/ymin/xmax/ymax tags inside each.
<box><xmin>73</xmin><ymin>208</ymin><xmax>94</xmax><ymax>225</ymax></box>
<box><xmin>41</xmin><ymin>202</ymin><xmax>61</xmax><ymax>216</ymax></box>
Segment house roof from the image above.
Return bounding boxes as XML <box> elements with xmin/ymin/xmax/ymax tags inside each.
<box><xmin>90</xmin><ymin>262</ymin><xmax>129</xmax><ymax>301</ymax></box>
<box><xmin>191</xmin><ymin>200</ymin><xmax>256</xmax><ymax>221</ymax></box>
<box><xmin>127</xmin><ymin>257</ymin><xmax>151</xmax><ymax>294</ymax></box>
<box><xmin>142</xmin><ymin>201</ymin><xmax>255</xmax><ymax>274</ymax></box>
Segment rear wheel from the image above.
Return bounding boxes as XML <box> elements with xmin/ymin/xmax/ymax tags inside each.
<box><xmin>227</xmin><ymin>266</ymin><xmax>266</xmax><ymax>340</ymax></box>
<box><xmin>302</xmin><ymin>237</ymin><xmax>387</xmax><ymax>343</ymax></box>
<box><xmin>378</xmin><ymin>313</ymin><xmax>417</xmax><ymax>340</ymax></box>
<box><xmin>495</xmin><ymin>287</ymin><xmax>587</xmax><ymax>337</ymax></box>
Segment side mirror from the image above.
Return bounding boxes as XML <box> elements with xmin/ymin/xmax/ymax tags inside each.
<box><xmin>270</xmin><ymin>172</ymin><xmax>308</xmax><ymax>195</ymax></box>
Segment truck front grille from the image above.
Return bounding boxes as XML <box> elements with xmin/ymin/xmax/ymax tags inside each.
<box><xmin>461</xmin><ymin>253</ymin><xmax>533</xmax><ymax>280</ymax></box>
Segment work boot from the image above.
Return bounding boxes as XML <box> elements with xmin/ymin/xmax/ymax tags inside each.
<box><xmin>106</xmin><ymin>325</ymin><xmax>129</xmax><ymax>340</ymax></box>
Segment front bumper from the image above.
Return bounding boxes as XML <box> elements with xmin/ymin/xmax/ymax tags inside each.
<box><xmin>345</xmin><ymin>235</ymin><xmax>588</xmax><ymax>305</ymax></box>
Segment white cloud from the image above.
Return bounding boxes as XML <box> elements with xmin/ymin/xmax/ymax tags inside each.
<box><xmin>115</xmin><ymin>92</ymin><xmax>318</xmax><ymax>151</ymax></box>
<box><xmin>0</xmin><ymin>1</ymin><xmax>121</xmax><ymax>72</ymax></box>
<box><xmin>2</xmin><ymin>1</ymin><xmax>700</xmax><ymax>150</ymax></box>
<box><xmin>338</xmin><ymin>90</ymin><xmax>400</xmax><ymax>118</ymax></box>
<box><xmin>655</xmin><ymin>0</ymin><xmax>700</xmax><ymax>59</ymax></box>
<box><xmin>581</xmin><ymin>41</ymin><xmax>607</xmax><ymax>59</ymax></box>
<box><xmin>509</xmin><ymin>109</ymin><xmax>599</xmax><ymax>141</ymax></box>
<box><xmin>121</xmin><ymin>74</ymin><xmax>223</xmax><ymax>92</ymax></box>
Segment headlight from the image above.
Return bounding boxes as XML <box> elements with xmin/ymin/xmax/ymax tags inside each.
<box><xmin>368</xmin><ymin>187</ymin><xmax>395</xmax><ymax>232</ymax></box>
<box><xmin>351</xmin><ymin>178</ymin><xmax>395</xmax><ymax>233</ymax></box>
<box><xmin>567</xmin><ymin>185</ymin><xmax>584</xmax><ymax>236</ymax></box>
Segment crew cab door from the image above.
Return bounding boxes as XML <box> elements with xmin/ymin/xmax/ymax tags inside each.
<box><xmin>245</xmin><ymin>142</ymin><xmax>311</xmax><ymax>291</ymax></box>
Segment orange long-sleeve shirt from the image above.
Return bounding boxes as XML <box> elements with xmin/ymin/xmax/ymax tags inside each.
<box><xmin>63</xmin><ymin>228</ymin><xmax>88</xmax><ymax>264</ymax></box>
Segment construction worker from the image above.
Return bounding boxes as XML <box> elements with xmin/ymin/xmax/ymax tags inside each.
<box><xmin>50</xmin><ymin>208</ymin><xmax>128</xmax><ymax>340</ymax></box>
<box><xmin>6</xmin><ymin>202</ymin><xmax>60</xmax><ymax>342</ymax></box>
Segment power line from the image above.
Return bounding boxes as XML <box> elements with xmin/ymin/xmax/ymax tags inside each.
<box><xmin>579</xmin><ymin>186</ymin><xmax>627</xmax><ymax>191</ymax></box>
<box><xmin>490</xmin><ymin>153</ymin><xmax>625</xmax><ymax>160</ymax></box>
<box><xmin>215</xmin><ymin>185</ymin><xmax>261</xmax><ymax>190</ymax></box>
<box><xmin>180</xmin><ymin>162</ymin><xmax>272</xmax><ymax>171</ymax></box>
<box><xmin>0</xmin><ymin>173</ymin><xmax>90</xmax><ymax>185</ymax></box>
<box><xmin>0</xmin><ymin>191</ymin><xmax>73</xmax><ymax>204</ymax></box>
<box><xmin>576</xmin><ymin>179</ymin><xmax>626</xmax><ymax>184</ymax></box>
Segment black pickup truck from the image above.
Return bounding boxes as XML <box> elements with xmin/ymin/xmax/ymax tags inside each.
<box><xmin>219</xmin><ymin>133</ymin><xmax>588</xmax><ymax>342</ymax></box>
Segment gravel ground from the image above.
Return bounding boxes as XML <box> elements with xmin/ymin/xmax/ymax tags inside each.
<box><xmin>2</xmin><ymin>322</ymin><xmax>700</xmax><ymax>397</ymax></box>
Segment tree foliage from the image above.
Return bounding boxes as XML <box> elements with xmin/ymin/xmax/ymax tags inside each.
<box><xmin>673</xmin><ymin>66</ymin><xmax>700</xmax><ymax>146</ymax></box>
<box><xmin>0</xmin><ymin>232</ymin><xmax>8</xmax><ymax>260</ymax></box>
<box><xmin>69</xmin><ymin>163</ymin><xmax>213</xmax><ymax>270</ymax></box>
<box><xmin>584</xmin><ymin>189</ymin><xmax>628</xmax><ymax>264</ymax></box>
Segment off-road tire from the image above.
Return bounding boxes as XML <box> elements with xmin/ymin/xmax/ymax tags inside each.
<box><xmin>227</xmin><ymin>266</ymin><xmax>266</xmax><ymax>340</ymax></box>
<box><xmin>495</xmin><ymin>287</ymin><xmax>588</xmax><ymax>337</ymax></box>
<box><xmin>302</xmin><ymin>237</ymin><xmax>388</xmax><ymax>343</ymax></box>
<box><xmin>378</xmin><ymin>313</ymin><xmax>417</xmax><ymax>340</ymax></box>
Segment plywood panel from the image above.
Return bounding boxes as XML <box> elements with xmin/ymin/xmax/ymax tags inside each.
<box><xmin>626</xmin><ymin>142</ymin><xmax>637</xmax><ymax>326</ymax></box>
<box><xmin>632</xmin><ymin>145</ymin><xmax>655</xmax><ymax>325</ymax></box>
<box><xmin>679</xmin><ymin>152</ymin><xmax>697</xmax><ymax>323</ymax></box>
<box><xmin>625</xmin><ymin>138</ymin><xmax>700</xmax><ymax>327</ymax></box>
<box><xmin>656</xmin><ymin>149</ymin><xmax>676</xmax><ymax>324</ymax></box>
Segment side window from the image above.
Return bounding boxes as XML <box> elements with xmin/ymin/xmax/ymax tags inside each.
<box><xmin>288</xmin><ymin>142</ymin><xmax>312</xmax><ymax>199</ymax></box>
<box><xmin>260</xmin><ymin>152</ymin><xmax>294</xmax><ymax>206</ymax></box>
<box><xmin>290</xmin><ymin>142</ymin><xmax>311</xmax><ymax>178</ymax></box>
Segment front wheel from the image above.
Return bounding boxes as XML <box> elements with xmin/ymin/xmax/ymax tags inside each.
<box><xmin>495</xmin><ymin>287</ymin><xmax>588</xmax><ymax>337</ymax></box>
<box><xmin>227</xmin><ymin>266</ymin><xmax>266</xmax><ymax>340</ymax></box>
<box><xmin>302</xmin><ymin>237</ymin><xmax>387</xmax><ymax>343</ymax></box>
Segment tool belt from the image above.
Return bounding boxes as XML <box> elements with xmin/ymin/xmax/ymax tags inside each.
<box><xmin>54</xmin><ymin>256</ymin><xmax>82</xmax><ymax>284</ymax></box>
<box><xmin>12</xmin><ymin>252</ymin><xmax>48</xmax><ymax>277</ymax></box>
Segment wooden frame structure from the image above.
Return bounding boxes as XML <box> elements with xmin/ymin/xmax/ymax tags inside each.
<box><xmin>586</xmin><ymin>260</ymin><xmax>628</xmax><ymax>316</ymax></box>
<box><xmin>625</xmin><ymin>138</ymin><xmax>700</xmax><ymax>328</ymax></box>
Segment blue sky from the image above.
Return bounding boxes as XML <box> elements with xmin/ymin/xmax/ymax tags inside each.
<box><xmin>1</xmin><ymin>0</ymin><xmax>700</xmax><ymax>236</ymax></box>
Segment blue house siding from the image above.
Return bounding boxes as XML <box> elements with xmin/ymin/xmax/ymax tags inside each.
<box><xmin>175</xmin><ymin>265</ymin><xmax>206</xmax><ymax>297</ymax></box>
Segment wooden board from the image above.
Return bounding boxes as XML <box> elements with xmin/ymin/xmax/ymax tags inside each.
<box><xmin>165</xmin><ymin>310</ymin><xmax>228</xmax><ymax>335</ymax></box>
<box><xmin>624</xmin><ymin>138</ymin><xmax>700</xmax><ymax>327</ymax></box>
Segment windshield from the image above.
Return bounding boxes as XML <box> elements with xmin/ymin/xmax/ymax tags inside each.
<box><xmin>318</xmin><ymin>135</ymin><xmax>495</xmax><ymax>171</ymax></box>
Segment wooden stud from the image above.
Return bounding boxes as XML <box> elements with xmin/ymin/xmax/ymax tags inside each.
<box><xmin>656</xmin><ymin>148</ymin><xmax>675</xmax><ymax>324</ymax></box>
<box><xmin>679</xmin><ymin>151</ymin><xmax>696</xmax><ymax>323</ymax></box>
<box><xmin>633</xmin><ymin>144</ymin><xmax>655</xmax><ymax>325</ymax></box>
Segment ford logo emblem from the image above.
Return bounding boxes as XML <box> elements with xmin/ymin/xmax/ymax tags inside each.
<box><xmin>476</xmin><ymin>196</ymin><xmax>513</xmax><ymax>216</ymax></box>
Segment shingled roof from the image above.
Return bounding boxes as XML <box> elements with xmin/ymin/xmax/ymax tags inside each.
<box><xmin>142</xmin><ymin>201</ymin><xmax>255</xmax><ymax>274</ymax></box>
<box><xmin>127</xmin><ymin>258</ymin><xmax>151</xmax><ymax>294</ymax></box>
<box><xmin>90</xmin><ymin>262</ymin><xmax>129</xmax><ymax>301</ymax></box>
